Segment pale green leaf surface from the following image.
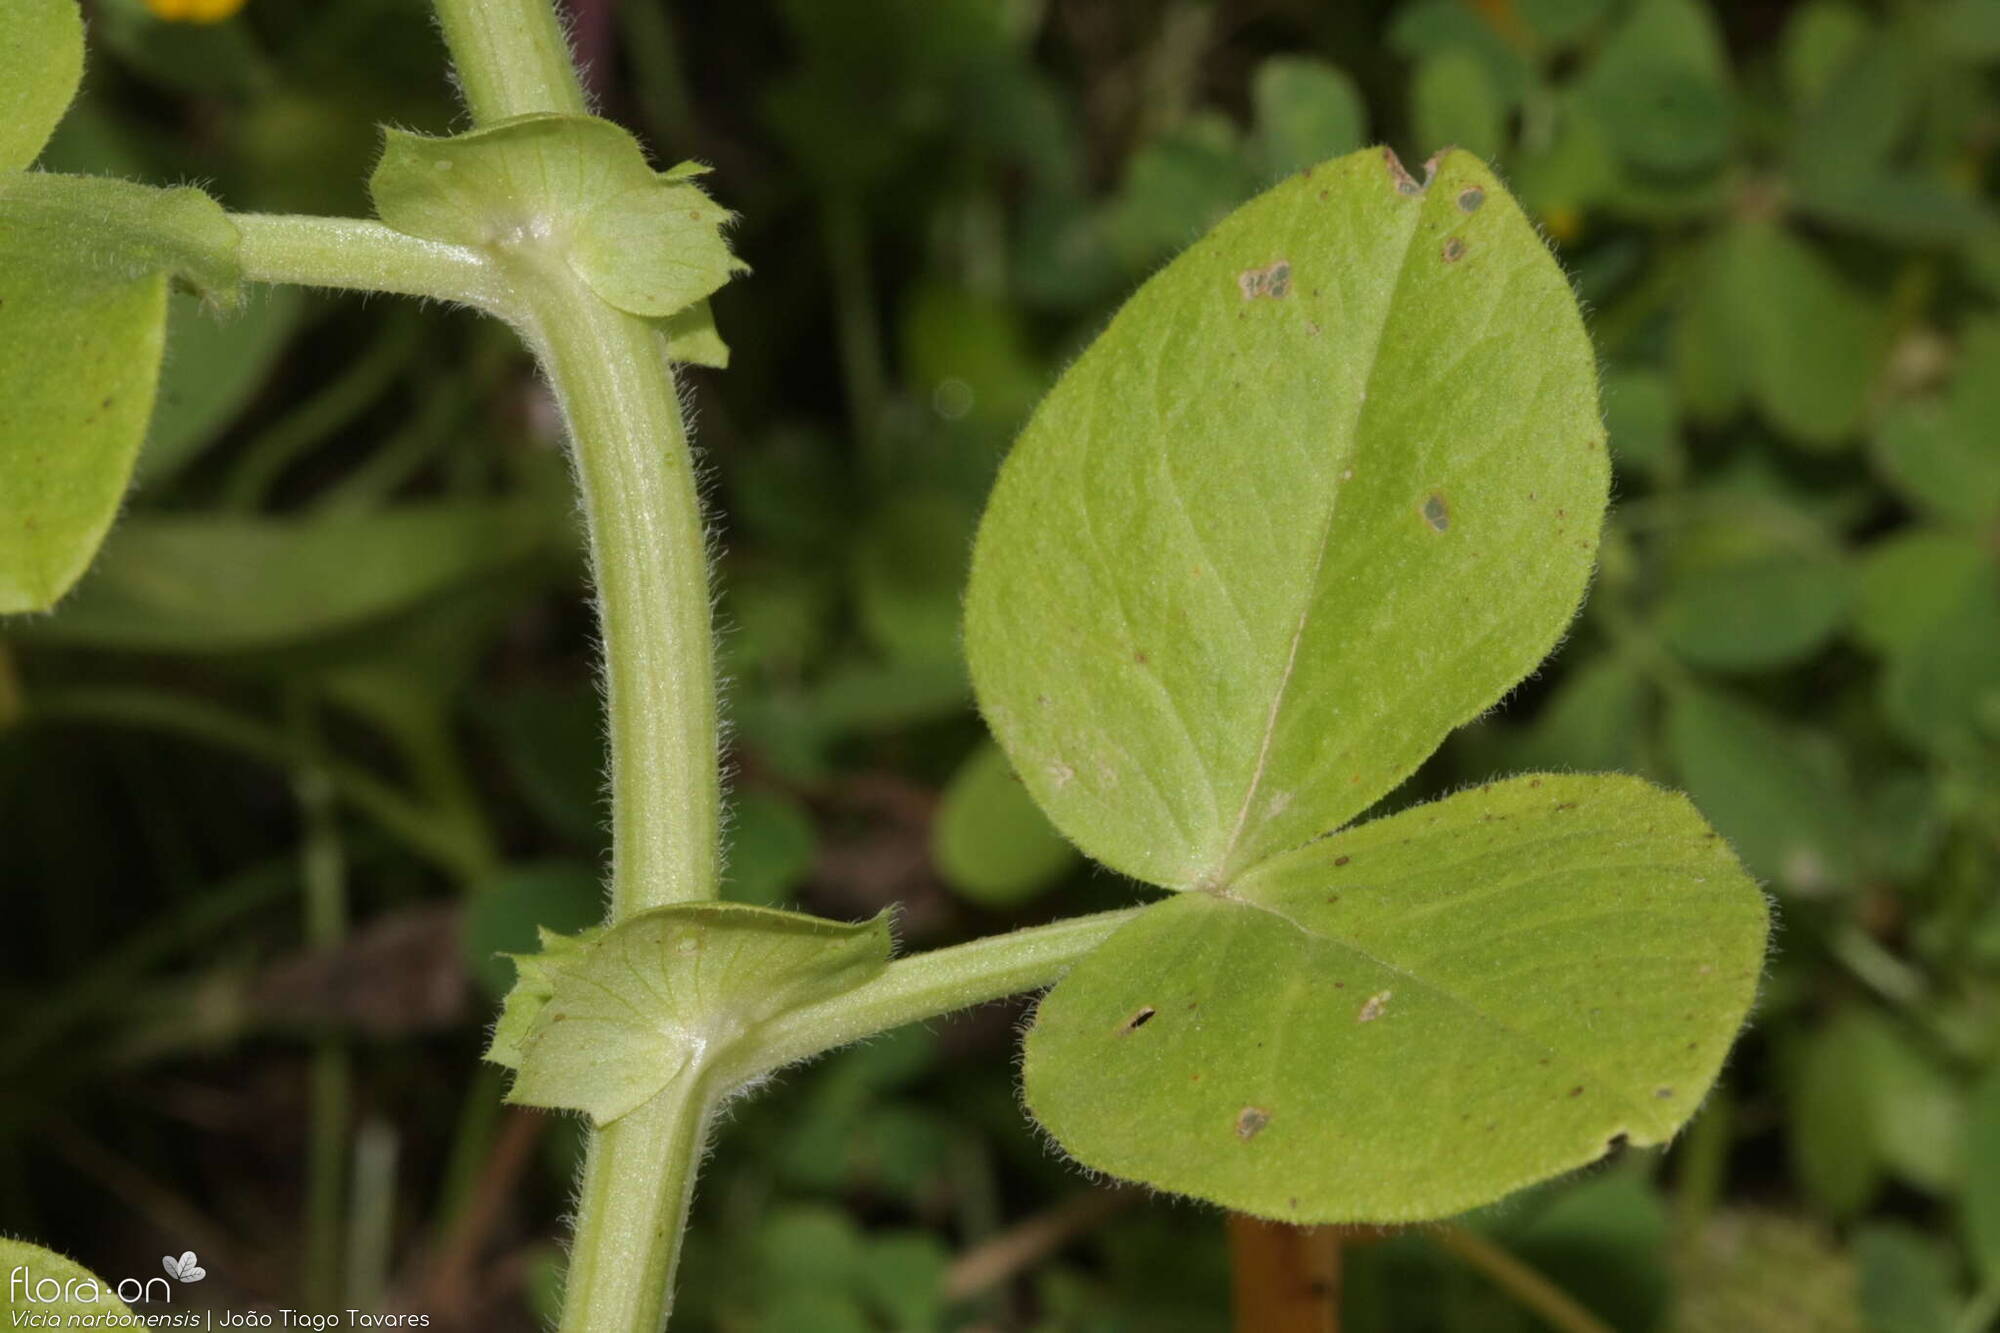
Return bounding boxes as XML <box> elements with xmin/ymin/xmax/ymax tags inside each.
<box><xmin>0</xmin><ymin>0</ymin><xmax>83</xmax><ymax>172</ymax></box>
<box><xmin>932</xmin><ymin>741</ymin><xmax>1077</xmax><ymax>907</ymax></box>
<box><xmin>569</xmin><ymin>177</ymin><xmax>744</xmax><ymax>318</ymax></box>
<box><xmin>496</xmin><ymin>903</ymin><xmax>892</xmax><ymax>1123</ymax></box>
<box><xmin>0</xmin><ymin>256</ymin><xmax>164</xmax><ymax>613</ymax></box>
<box><xmin>0</xmin><ymin>1238</ymin><xmax>135</xmax><ymax>1319</ymax></box>
<box><xmin>370</xmin><ymin>114</ymin><xmax>655</xmax><ymax>248</ymax></box>
<box><xmin>23</xmin><ymin>503</ymin><xmax>559</xmax><ymax>650</ymax></box>
<box><xmin>966</xmin><ymin>148</ymin><xmax>1605</xmax><ymax>890</ymax></box>
<box><xmin>1022</xmin><ymin>774</ymin><xmax>1767</xmax><ymax>1223</ymax></box>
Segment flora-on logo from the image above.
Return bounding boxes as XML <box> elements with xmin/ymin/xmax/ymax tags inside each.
<box><xmin>161</xmin><ymin>1250</ymin><xmax>206</xmax><ymax>1283</ymax></box>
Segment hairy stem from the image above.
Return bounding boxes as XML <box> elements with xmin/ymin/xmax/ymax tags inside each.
<box><xmin>431</xmin><ymin>0</ymin><xmax>588</xmax><ymax>124</ymax></box>
<box><xmin>513</xmin><ymin>265</ymin><xmax>719</xmax><ymax>918</ymax></box>
<box><xmin>422</xmin><ymin>8</ymin><xmax>721</xmax><ymax>1330</ymax></box>
<box><xmin>724</xmin><ymin>907</ymin><xmax>1143</xmax><ymax>1086</ymax></box>
<box><xmin>235</xmin><ymin>214</ymin><xmax>503</xmax><ymax>309</ymax></box>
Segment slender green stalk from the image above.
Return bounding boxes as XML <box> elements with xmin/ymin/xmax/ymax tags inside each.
<box><xmin>723</xmin><ymin>908</ymin><xmax>1143</xmax><ymax>1086</ymax></box>
<box><xmin>431</xmin><ymin>0</ymin><xmax>588</xmax><ymax>124</ymax></box>
<box><xmin>235</xmin><ymin>214</ymin><xmax>504</xmax><ymax>310</ymax></box>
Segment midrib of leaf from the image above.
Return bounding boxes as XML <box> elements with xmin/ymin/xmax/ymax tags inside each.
<box><xmin>1213</xmin><ymin>884</ymin><xmax>1673</xmax><ymax>1132</ymax></box>
<box><xmin>1207</xmin><ymin>172</ymin><xmax>1432</xmax><ymax>888</ymax></box>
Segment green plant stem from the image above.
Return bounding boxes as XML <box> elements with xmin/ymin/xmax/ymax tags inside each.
<box><xmin>235</xmin><ymin>214</ymin><xmax>503</xmax><ymax>309</ymax></box>
<box><xmin>561</xmin><ymin>1071</ymin><xmax>717</xmax><ymax>1333</ymax></box>
<box><xmin>724</xmin><ymin>907</ymin><xmax>1143</xmax><ymax>1086</ymax></box>
<box><xmin>420</xmin><ymin>9</ymin><xmax>725</xmax><ymax>1329</ymax></box>
<box><xmin>511</xmin><ymin>268</ymin><xmax>723</xmax><ymax>1333</ymax></box>
<box><xmin>431</xmin><ymin>0</ymin><xmax>587</xmax><ymax>124</ymax></box>
<box><xmin>512</xmin><ymin>268</ymin><xmax>720</xmax><ymax>917</ymax></box>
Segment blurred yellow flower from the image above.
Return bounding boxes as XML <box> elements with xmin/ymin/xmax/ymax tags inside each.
<box><xmin>144</xmin><ymin>0</ymin><xmax>248</xmax><ymax>22</ymax></box>
<box><xmin>1540</xmin><ymin>206</ymin><xmax>1583</xmax><ymax>245</ymax></box>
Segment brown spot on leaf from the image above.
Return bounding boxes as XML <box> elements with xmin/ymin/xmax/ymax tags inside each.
<box><xmin>1422</xmin><ymin>492</ymin><xmax>1451</xmax><ymax>532</ymax></box>
<box><xmin>1569</xmin><ymin>1086</ymin><xmax>1584</xmax><ymax>1097</ymax></box>
<box><xmin>1119</xmin><ymin>1007</ymin><xmax>1157</xmax><ymax>1034</ymax></box>
<box><xmin>1238</xmin><ymin>260</ymin><xmax>1292</xmax><ymax>300</ymax></box>
<box><xmin>1442</xmin><ymin>237</ymin><xmax>1466</xmax><ymax>262</ymax></box>
<box><xmin>1358</xmin><ymin>991</ymin><xmax>1392</xmax><ymax>1023</ymax></box>
<box><xmin>1458</xmin><ymin>186</ymin><xmax>1485</xmax><ymax>212</ymax></box>
<box><xmin>1236</xmin><ymin>1106</ymin><xmax>1272</xmax><ymax>1140</ymax></box>
<box><xmin>1334</xmin><ymin>855</ymin><xmax>1350</xmax><ymax>867</ymax></box>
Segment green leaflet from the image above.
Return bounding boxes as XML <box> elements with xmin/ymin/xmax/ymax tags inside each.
<box><xmin>0</xmin><ymin>173</ymin><xmax>240</xmax><ymax>612</ymax></box>
<box><xmin>0</xmin><ymin>1238</ymin><xmax>135</xmax><ymax>1320</ymax></box>
<box><xmin>965</xmin><ymin>147</ymin><xmax>1605</xmax><ymax>891</ymax></box>
<box><xmin>969</xmin><ymin>149</ymin><xmax>1764</xmax><ymax>1225</ymax></box>
<box><xmin>489</xmin><ymin>903</ymin><xmax>892</xmax><ymax>1124</ymax></box>
<box><xmin>0</xmin><ymin>0</ymin><xmax>81</xmax><ymax>173</ymax></box>
<box><xmin>1022</xmin><ymin>774</ymin><xmax>1768</xmax><ymax>1223</ymax></box>
<box><xmin>370</xmin><ymin>114</ymin><xmax>744</xmax><ymax>335</ymax></box>
<box><xmin>0</xmin><ymin>254</ymin><xmax>166</xmax><ymax>613</ymax></box>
